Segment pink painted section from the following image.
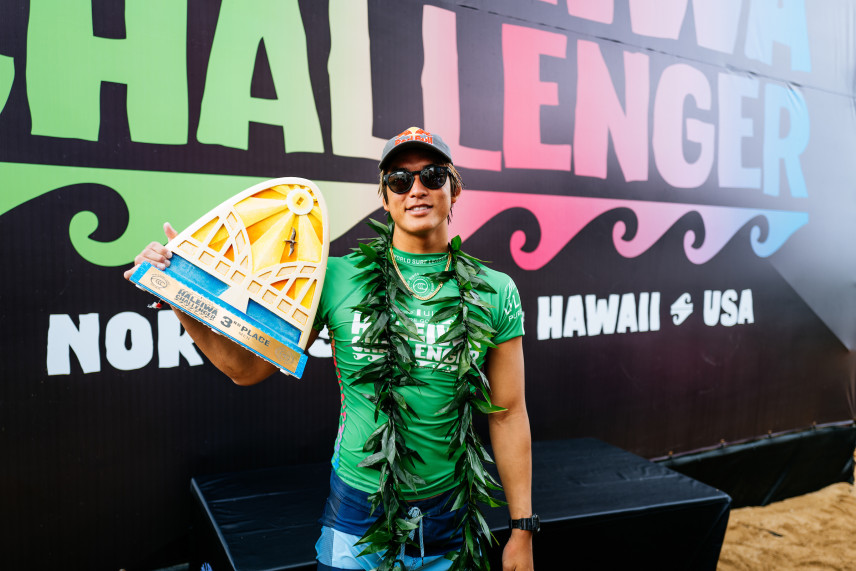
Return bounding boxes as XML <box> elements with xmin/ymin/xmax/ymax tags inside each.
<box><xmin>629</xmin><ymin>0</ymin><xmax>688</xmax><ymax>39</ymax></box>
<box><xmin>502</xmin><ymin>24</ymin><xmax>570</xmax><ymax>170</ymax></box>
<box><xmin>451</xmin><ymin>190</ymin><xmax>611</xmax><ymax>269</ymax></box>
<box><xmin>652</xmin><ymin>64</ymin><xmax>714</xmax><ymax>188</ymax></box>
<box><xmin>574</xmin><ymin>40</ymin><xmax>649</xmax><ymax>182</ymax></box>
<box><xmin>567</xmin><ymin>0</ymin><xmax>614</xmax><ymax>23</ymax></box>
<box><xmin>693</xmin><ymin>0</ymin><xmax>742</xmax><ymax>54</ymax></box>
<box><xmin>422</xmin><ymin>6</ymin><xmax>502</xmax><ymax>171</ymax></box>
<box><xmin>610</xmin><ymin>201</ymin><xmax>691</xmax><ymax>258</ymax></box>
<box><xmin>450</xmin><ymin>190</ymin><xmax>808</xmax><ymax>270</ymax></box>
<box><xmin>681</xmin><ymin>205</ymin><xmax>764</xmax><ymax>264</ymax></box>
<box><xmin>611</xmin><ymin>201</ymin><xmax>761</xmax><ymax>264</ymax></box>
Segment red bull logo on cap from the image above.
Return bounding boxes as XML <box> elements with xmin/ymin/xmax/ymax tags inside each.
<box><xmin>394</xmin><ymin>127</ymin><xmax>434</xmax><ymax>146</ymax></box>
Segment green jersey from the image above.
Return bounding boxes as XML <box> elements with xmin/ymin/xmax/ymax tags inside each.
<box><xmin>314</xmin><ymin>247</ymin><xmax>524</xmax><ymax>499</ymax></box>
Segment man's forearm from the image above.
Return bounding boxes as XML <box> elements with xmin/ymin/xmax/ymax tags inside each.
<box><xmin>490</xmin><ymin>406</ymin><xmax>535</xmax><ymax>569</ymax></box>
<box><xmin>482</xmin><ymin>337</ymin><xmax>534</xmax><ymax>567</ymax></box>
<box><xmin>489</xmin><ymin>407</ymin><xmax>533</xmax><ymax>519</ymax></box>
<box><xmin>172</xmin><ymin>307</ymin><xmax>275</xmax><ymax>385</ymax></box>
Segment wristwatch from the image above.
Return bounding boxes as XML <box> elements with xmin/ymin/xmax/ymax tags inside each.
<box><xmin>509</xmin><ymin>514</ymin><xmax>540</xmax><ymax>533</ymax></box>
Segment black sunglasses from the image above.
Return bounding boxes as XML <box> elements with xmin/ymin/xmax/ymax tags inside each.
<box><xmin>383</xmin><ymin>164</ymin><xmax>450</xmax><ymax>194</ymax></box>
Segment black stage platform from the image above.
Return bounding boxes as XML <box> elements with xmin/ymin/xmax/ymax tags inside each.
<box><xmin>191</xmin><ymin>438</ymin><xmax>731</xmax><ymax>570</ymax></box>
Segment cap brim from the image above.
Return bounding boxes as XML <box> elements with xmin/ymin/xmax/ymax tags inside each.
<box><xmin>379</xmin><ymin>141</ymin><xmax>453</xmax><ymax>170</ymax></box>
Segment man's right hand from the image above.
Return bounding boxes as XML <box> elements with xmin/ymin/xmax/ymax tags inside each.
<box><xmin>123</xmin><ymin>222</ymin><xmax>178</xmax><ymax>280</ymax></box>
<box><xmin>121</xmin><ymin>221</ymin><xmax>280</xmax><ymax>385</ymax></box>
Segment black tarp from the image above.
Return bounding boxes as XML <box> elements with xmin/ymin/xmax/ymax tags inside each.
<box><xmin>191</xmin><ymin>439</ymin><xmax>731</xmax><ymax>570</ymax></box>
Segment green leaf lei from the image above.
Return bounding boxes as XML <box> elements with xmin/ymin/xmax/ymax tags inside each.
<box><xmin>350</xmin><ymin>215</ymin><xmax>506</xmax><ymax>570</ymax></box>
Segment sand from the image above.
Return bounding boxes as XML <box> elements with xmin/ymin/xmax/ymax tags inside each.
<box><xmin>717</xmin><ymin>464</ymin><xmax>856</xmax><ymax>570</ymax></box>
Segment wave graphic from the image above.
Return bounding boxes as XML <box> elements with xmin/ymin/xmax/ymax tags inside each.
<box><xmin>2</xmin><ymin>162</ymin><xmax>808</xmax><ymax>269</ymax></box>
<box><xmin>449</xmin><ymin>190</ymin><xmax>809</xmax><ymax>270</ymax></box>
<box><xmin>0</xmin><ymin>162</ymin><xmax>378</xmax><ymax>267</ymax></box>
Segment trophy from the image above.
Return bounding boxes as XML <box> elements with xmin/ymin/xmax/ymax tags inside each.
<box><xmin>130</xmin><ymin>177</ymin><xmax>329</xmax><ymax>378</ymax></box>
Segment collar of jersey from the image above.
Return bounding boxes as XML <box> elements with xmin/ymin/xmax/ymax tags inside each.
<box><xmin>390</xmin><ymin>246</ymin><xmax>450</xmax><ymax>267</ymax></box>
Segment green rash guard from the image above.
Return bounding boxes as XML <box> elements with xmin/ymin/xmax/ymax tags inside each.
<box><xmin>314</xmin><ymin>247</ymin><xmax>525</xmax><ymax>499</ymax></box>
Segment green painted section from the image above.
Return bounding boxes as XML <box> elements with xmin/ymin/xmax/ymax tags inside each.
<box><xmin>26</xmin><ymin>0</ymin><xmax>189</xmax><ymax>143</ymax></box>
<box><xmin>196</xmin><ymin>0</ymin><xmax>323</xmax><ymax>152</ymax></box>
<box><xmin>0</xmin><ymin>55</ymin><xmax>12</xmax><ymax>116</ymax></box>
<box><xmin>0</xmin><ymin>162</ymin><xmax>379</xmax><ymax>267</ymax></box>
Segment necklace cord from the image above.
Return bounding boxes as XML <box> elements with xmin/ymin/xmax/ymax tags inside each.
<box><xmin>389</xmin><ymin>247</ymin><xmax>452</xmax><ymax>301</ymax></box>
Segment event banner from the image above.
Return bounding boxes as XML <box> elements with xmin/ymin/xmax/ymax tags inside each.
<box><xmin>2</xmin><ymin>1</ymin><xmax>855</xmax><ymax>568</ymax></box>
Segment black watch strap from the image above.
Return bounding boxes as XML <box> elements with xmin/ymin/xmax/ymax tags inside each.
<box><xmin>509</xmin><ymin>513</ymin><xmax>540</xmax><ymax>533</ymax></box>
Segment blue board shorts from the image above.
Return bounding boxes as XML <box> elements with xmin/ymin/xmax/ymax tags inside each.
<box><xmin>315</xmin><ymin>471</ymin><xmax>464</xmax><ymax>570</ymax></box>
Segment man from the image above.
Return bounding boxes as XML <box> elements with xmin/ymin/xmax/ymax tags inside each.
<box><xmin>124</xmin><ymin>127</ymin><xmax>534</xmax><ymax>570</ymax></box>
